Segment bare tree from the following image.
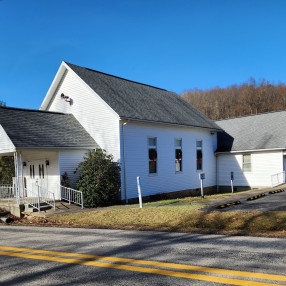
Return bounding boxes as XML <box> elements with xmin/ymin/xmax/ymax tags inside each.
<box><xmin>182</xmin><ymin>79</ymin><xmax>286</xmax><ymax>120</ymax></box>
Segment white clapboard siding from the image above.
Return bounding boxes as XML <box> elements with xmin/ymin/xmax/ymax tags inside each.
<box><xmin>46</xmin><ymin>68</ymin><xmax>121</xmax><ymax>161</ymax></box>
<box><xmin>122</xmin><ymin>121</ymin><xmax>217</xmax><ymax>200</ymax></box>
<box><xmin>59</xmin><ymin>150</ymin><xmax>89</xmax><ymax>188</ymax></box>
<box><xmin>21</xmin><ymin>150</ymin><xmax>61</xmax><ymax>199</ymax></box>
<box><xmin>217</xmin><ymin>151</ymin><xmax>283</xmax><ymax>187</ymax></box>
<box><xmin>0</xmin><ymin>125</ymin><xmax>15</xmax><ymax>154</ymax></box>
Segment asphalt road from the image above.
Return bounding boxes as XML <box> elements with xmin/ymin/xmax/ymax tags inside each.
<box><xmin>202</xmin><ymin>185</ymin><xmax>286</xmax><ymax>212</ymax></box>
<box><xmin>0</xmin><ymin>226</ymin><xmax>286</xmax><ymax>285</ymax></box>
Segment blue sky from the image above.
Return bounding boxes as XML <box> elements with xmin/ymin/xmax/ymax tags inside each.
<box><xmin>1</xmin><ymin>0</ymin><xmax>286</xmax><ymax>109</ymax></box>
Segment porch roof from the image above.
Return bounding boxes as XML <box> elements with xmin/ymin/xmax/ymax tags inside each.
<box><xmin>0</xmin><ymin>106</ymin><xmax>98</xmax><ymax>149</ymax></box>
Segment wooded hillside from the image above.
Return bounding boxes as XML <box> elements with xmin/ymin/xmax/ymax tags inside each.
<box><xmin>182</xmin><ymin>78</ymin><xmax>286</xmax><ymax>120</ymax></box>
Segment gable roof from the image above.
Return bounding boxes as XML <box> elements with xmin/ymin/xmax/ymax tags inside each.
<box><xmin>64</xmin><ymin>62</ymin><xmax>221</xmax><ymax>131</ymax></box>
<box><xmin>0</xmin><ymin>107</ymin><xmax>98</xmax><ymax>149</ymax></box>
<box><xmin>216</xmin><ymin>110</ymin><xmax>286</xmax><ymax>152</ymax></box>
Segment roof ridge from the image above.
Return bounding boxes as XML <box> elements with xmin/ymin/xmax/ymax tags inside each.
<box><xmin>64</xmin><ymin>61</ymin><xmax>169</xmax><ymax>92</ymax></box>
<box><xmin>0</xmin><ymin>106</ymin><xmax>67</xmax><ymax>115</ymax></box>
<box><xmin>215</xmin><ymin>109</ymin><xmax>286</xmax><ymax>122</ymax></box>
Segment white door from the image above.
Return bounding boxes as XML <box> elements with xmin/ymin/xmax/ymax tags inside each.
<box><xmin>26</xmin><ymin>161</ymin><xmax>48</xmax><ymax>196</ymax></box>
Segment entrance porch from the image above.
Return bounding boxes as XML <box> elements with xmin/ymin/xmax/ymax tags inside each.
<box><xmin>0</xmin><ymin>150</ymin><xmax>83</xmax><ymax>217</ymax></box>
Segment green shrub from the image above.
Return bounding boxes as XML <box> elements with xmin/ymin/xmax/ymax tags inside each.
<box><xmin>0</xmin><ymin>156</ymin><xmax>14</xmax><ymax>185</ymax></box>
<box><xmin>75</xmin><ymin>149</ymin><xmax>121</xmax><ymax>207</ymax></box>
<box><xmin>61</xmin><ymin>172</ymin><xmax>70</xmax><ymax>188</ymax></box>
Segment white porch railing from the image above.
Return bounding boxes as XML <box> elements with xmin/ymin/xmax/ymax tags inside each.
<box><xmin>0</xmin><ymin>185</ymin><xmax>20</xmax><ymax>204</ymax></box>
<box><xmin>39</xmin><ymin>185</ymin><xmax>56</xmax><ymax>210</ymax></box>
<box><xmin>271</xmin><ymin>171</ymin><xmax>285</xmax><ymax>187</ymax></box>
<box><xmin>24</xmin><ymin>185</ymin><xmax>56</xmax><ymax>212</ymax></box>
<box><xmin>60</xmin><ymin>185</ymin><xmax>83</xmax><ymax>209</ymax></box>
<box><xmin>23</xmin><ymin>187</ymin><xmax>41</xmax><ymax>212</ymax></box>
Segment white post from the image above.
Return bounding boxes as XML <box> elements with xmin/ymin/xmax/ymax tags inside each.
<box><xmin>200</xmin><ymin>178</ymin><xmax>204</xmax><ymax>199</ymax></box>
<box><xmin>13</xmin><ymin>152</ymin><xmax>20</xmax><ymax>204</ymax></box>
<box><xmin>230</xmin><ymin>171</ymin><xmax>234</xmax><ymax>193</ymax></box>
<box><xmin>81</xmin><ymin>191</ymin><xmax>84</xmax><ymax>209</ymax></box>
<box><xmin>136</xmin><ymin>176</ymin><xmax>143</xmax><ymax>209</ymax></box>
<box><xmin>199</xmin><ymin>173</ymin><xmax>205</xmax><ymax>199</ymax></box>
<box><xmin>68</xmin><ymin>188</ymin><xmax>71</xmax><ymax>205</ymax></box>
<box><xmin>19</xmin><ymin>152</ymin><xmax>25</xmax><ymax>203</ymax></box>
<box><xmin>231</xmin><ymin>179</ymin><xmax>234</xmax><ymax>193</ymax></box>
<box><xmin>37</xmin><ymin>184</ymin><xmax>41</xmax><ymax>212</ymax></box>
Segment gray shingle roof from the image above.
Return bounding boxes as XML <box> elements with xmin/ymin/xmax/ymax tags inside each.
<box><xmin>216</xmin><ymin>110</ymin><xmax>286</xmax><ymax>152</ymax></box>
<box><xmin>0</xmin><ymin>107</ymin><xmax>98</xmax><ymax>149</ymax></box>
<box><xmin>65</xmin><ymin>62</ymin><xmax>221</xmax><ymax>131</ymax></box>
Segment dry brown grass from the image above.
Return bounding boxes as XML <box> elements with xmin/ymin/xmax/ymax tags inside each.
<box><xmin>42</xmin><ymin>205</ymin><xmax>286</xmax><ymax>237</ymax></box>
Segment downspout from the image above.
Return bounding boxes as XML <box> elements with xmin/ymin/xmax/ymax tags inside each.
<box><xmin>216</xmin><ymin>153</ymin><xmax>219</xmax><ymax>193</ymax></box>
<box><xmin>121</xmin><ymin>120</ymin><xmax>129</xmax><ymax>204</ymax></box>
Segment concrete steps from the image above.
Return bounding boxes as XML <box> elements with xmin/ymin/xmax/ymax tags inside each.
<box><xmin>23</xmin><ymin>201</ymin><xmax>86</xmax><ymax>218</ymax></box>
<box><xmin>22</xmin><ymin>202</ymin><xmax>53</xmax><ymax>214</ymax></box>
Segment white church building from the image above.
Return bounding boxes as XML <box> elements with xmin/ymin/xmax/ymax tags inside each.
<box><xmin>0</xmin><ymin>61</ymin><xmax>285</xmax><ymax>213</ymax></box>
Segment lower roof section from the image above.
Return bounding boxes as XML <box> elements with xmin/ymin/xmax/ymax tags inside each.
<box><xmin>0</xmin><ymin>106</ymin><xmax>98</xmax><ymax>149</ymax></box>
<box><xmin>216</xmin><ymin>110</ymin><xmax>286</xmax><ymax>152</ymax></box>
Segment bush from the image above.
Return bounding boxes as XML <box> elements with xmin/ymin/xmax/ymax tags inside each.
<box><xmin>75</xmin><ymin>149</ymin><xmax>121</xmax><ymax>207</ymax></box>
<box><xmin>61</xmin><ymin>172</ymin><xmax>70</xmax><ymax>188</ymax></box>
<box><xmin>0</xmin><ymin>156</ymin><xmax>14</xmax><ymax>185</ymax></box>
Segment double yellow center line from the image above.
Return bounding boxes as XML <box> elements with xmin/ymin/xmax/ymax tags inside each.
<box><xmin>0</xmin><ymin>246</ymin><xmax>285</xmax><ymax>286</ymax></box>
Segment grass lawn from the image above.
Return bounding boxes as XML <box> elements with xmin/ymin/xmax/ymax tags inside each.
<box><xmin>18</xmin><ymin>190</ymin><xmax>286</xmax><ymax>238</ymax></box>
<box><xmin>137</xmin><ymin>190</ymin><xmax>249</xmax><ymax>206</ymax></box>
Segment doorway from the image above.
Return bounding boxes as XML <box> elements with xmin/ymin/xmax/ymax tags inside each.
<box><xmin>26</xmin><ymin>161</ymin><xmax>48</xmax><ymax>195</ymax></box>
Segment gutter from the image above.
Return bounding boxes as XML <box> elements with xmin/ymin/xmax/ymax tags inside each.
<box><xmin>119</xmin><ymin>117</ymin><xmax>222</xmax><ymax>132</ymax></box>
<box><xmin>215</xmin><ymin>147</ymin><xmax>286</xmax><ymax>155</ymax></box>
<box><xmin>15</xmin><ymin>146</ymin><xmax>98</xmax><ymax>150</ymax></box>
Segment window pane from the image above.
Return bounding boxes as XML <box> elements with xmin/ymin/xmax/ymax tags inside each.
<box><xmin>243</xmin><ymin>155</ymin><xmax>251</xmax><ymax>163</ymax></box>
<box><xmin>243</xmin><ymin>155</ymin><xmax>251</xmax><ymax>172</ymax></box>
<box><xmin>42</xmin><ymin>164</ymin><xmax>44</xmax><ymax>178</ymax></box>
<box><xmin>148</xmin><ymin>138</ymin><xmax>156</xmax><ymax>146</ymax></box>
<box><xmin>197</xmin><ymin>149</ymin><xmax>202</xmax><ymax>170</ymax></box>
<box><xmin>149</xmin><ymin>160</ymin><xmax>157</xmax><ymax>173</ymax></box>
<box><xmin>196</xmin><ymin>140</ymin><xmax>202</xmax><ymax>148</ymax></box>
<box><xmin>243</xmin><ymin>163</ymin><xmax>251</xmax><ymax>172</ymax></box>
<box><xmin>149</xmin><ymin>148</ymin><xmax>157</xmax><ymax>173</ymax></box>
<box><xmin>175</xmin><ymin>139</ymin><xmax>182</xmax><ymax>147</ymax></box>
<box><xmin>175</xmin><ymin>148</ymin><xmax>182</xmax><ymax>172</ymax></box>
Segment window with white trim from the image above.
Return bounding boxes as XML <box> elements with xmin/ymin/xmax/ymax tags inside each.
<box><xmin>196</xmin><ymin>140</ymin><xmax>203</xmax><ymax>171</ymax></box>
<box><xmin>243</xmin><ymin>154</ymin><xmax>251</xmax><ymax>172</ymax></box>
<box><xmin>148</xmin><ymin>137</ymin><xmax>157</xmax><ymax>174</ymax></box>
<box><xmin>175</xmin><ymin>139</ymin><xmax>182</xmax><ymax>172</ymax></box>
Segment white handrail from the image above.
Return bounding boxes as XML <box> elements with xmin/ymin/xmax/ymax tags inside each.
<box><xmin>60</xmin><ymin>185</ymin><xmax>84</xmax><ymax>209</ymax></box>
<box><xmin>271</xmin><ymin>171</ymin><xmax>285</xmax><ymax>187</ymax></box>
<box><xmin>23</xmin><ymin>185</ymin><xmax>56</xmax><ymax>212</ymax></box>
<box><xmin>39</xmin><ymin>185</ymin><xmax>56</xmax><ymax>210</ymax></box>
<box><xmin>23</xmin><ymin>187</ymin><xmax>41</xmax><ymax>212</ymax></box>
